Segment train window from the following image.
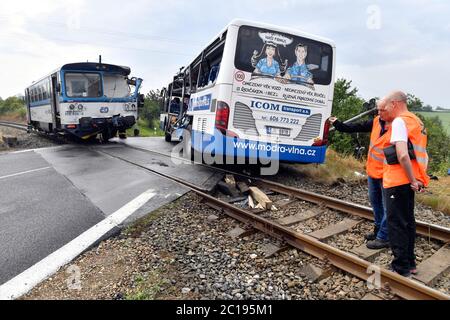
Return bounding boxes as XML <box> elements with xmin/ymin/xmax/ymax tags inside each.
<box><xmin>42</xmin><ymin>83</ymin><xmax>48</xmax><ymax>100</ymax></box>
<box><xmin>103</xmin><ymin>74</ymin><xmax>130</xmax><ymax>98</ymax></box>
<box><xmin>38</xmin><ymin>86</ymin><xmax>43</xmax><ymax>101</ymax></box>
<box><xmin>65</xmin><ymin>73</ymin><xmax>102</xmax><ymax>98</ymax></box>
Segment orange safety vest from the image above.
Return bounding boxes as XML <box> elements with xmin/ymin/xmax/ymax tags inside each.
<box><xmin>366</xmin><ymin>116</ymin><xmax>390</xmax><ymax>179</ymax></box>
<box><xmin>383</xmin><ymin>111</ymin><xmax>430</xmax><ymax>189</ymax></box>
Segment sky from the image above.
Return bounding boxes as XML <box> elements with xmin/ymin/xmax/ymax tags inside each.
<box><xmin>0</xmin><ymin>0</ymin><xmax>449</xmax><ymax>108</ymax></box>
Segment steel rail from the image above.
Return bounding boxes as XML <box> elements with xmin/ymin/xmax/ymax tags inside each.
<box><xmin>119</xmin><ymin>143</ymin><xmax>450</xmax><ymax>243</ymax></box>
<box><xmin>96</xmin><ymin>148</ymin><xmax>450</xmax><ymax>300</ymax></box>
<box><xmin>256</xmin><ymin>179</ymin><xmax>450</xmax><ymax>243</ymax></box>
<box><xmin>0</xmin><ymin>121</ymin><xmax>28</xmax><ymax>131</ymax></box>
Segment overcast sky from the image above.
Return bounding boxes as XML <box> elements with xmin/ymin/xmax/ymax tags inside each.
<box><xmin>1</xmin><ymin>0</ymin><xmax>449</xmax><ymax>107</ymax></box>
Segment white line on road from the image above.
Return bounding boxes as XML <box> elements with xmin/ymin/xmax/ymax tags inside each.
<box><xmin>0</xmin><ymin>188</ymin><xmax>156</xmax><ymax>300</ymax></box>
<box><xmin>0</xmin><ymin>167</ymin><xmax>51</xmax><ymax>180</ymax></box>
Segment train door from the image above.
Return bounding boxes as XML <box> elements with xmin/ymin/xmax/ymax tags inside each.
<box><xmin>50</xmin><ymin>73</ymin><xmax>61</xmax><ymax>130</ymax></box>
<box><xmin>25</xmin><ymin>88</ymin><xmax>32</xmax><ymax>125</ymax></box>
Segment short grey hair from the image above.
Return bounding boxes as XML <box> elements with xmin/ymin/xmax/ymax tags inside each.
<box><xmin>387</xmin><ymin>91</ymin><xmax>407</xmax><ymax>103</ymax></box>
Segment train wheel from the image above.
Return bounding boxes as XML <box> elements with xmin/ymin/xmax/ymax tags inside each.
<box><xmin>133</xmin><ymin>128</ymin><xmax>140</xmax><ymax>137</ymax></box>
<box><xmin>119</xmin><ymin>132</ymin><xmax>127</xmax><ymax>139</ymax></box>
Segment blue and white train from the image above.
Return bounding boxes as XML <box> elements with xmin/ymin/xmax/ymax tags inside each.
<box><xmin>25</xmin><ymin>61</ymin><xmax>144</xmax><ymax>140</ymax></box>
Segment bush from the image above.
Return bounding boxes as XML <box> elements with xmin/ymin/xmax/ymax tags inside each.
<box><xmin>140</xmin><ymin>90</ymin><xmax>162</xmax><ymax>125</ymax></box>
<box><xmin>0</xmin><ymin>96</ymin><xmax>25</xmax><ymax>115</ymax></box>
<box><xmin>416</xmin><ymin>114</ymin><xmax>450</xmax><ymax>175</ymax></box>
<box><xmin>328</xmin><ymin>79</ymin><xmax>370</xmax><ymax>157</ymax></box>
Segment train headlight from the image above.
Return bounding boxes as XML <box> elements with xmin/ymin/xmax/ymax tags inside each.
<box><xmin>77</xmin><ymin>104</ymin><xmax>84</xmax><ymax>110</ymax></box>
<box><xmin>69</xmin><ymin>104</ymin><xmax>75</xmax><ymax>110</ymax></box>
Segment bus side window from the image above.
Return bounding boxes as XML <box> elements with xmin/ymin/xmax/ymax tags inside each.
<box><xmin>191</xmin><ymin>65</ymin><xmax>199</xmax><ymax>92</ymax></box>
<box><xmin>208</xmin><ymin>64</ymin><xmax>220</xmax><ymax>85</ymax></box>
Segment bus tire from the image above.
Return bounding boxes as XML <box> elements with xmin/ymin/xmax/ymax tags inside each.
<box><xmin>133</xmin><ymin>129</ymin><xmax>140</xmax><ymax>137</ymax></box>
<box><xmin>165</xmin><ymin>132</ymin><xmax>172</xmax><ymax>142</ymax></box>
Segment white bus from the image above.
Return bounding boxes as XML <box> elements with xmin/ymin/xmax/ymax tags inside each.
<box><xmin>160</xmin><ymin>19</ymin><xmax>335</xmax><ymax>163</ymax></box>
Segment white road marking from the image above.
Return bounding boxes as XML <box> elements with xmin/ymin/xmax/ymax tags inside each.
<box><xmin>6</xmin><ymin>145</ymin><xmax>66</xmax><ymax>155</ymax></box>
<box><xmin>0</xmin><ymin>167</ymin><xmax>51</xmax><ymax>180</ymax></box>
<box><xmin>0</xmin><ymin>188</ymin><xmax>156</xmax><ymax>300</ymax></box>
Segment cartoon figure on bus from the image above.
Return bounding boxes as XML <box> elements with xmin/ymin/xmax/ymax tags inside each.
<box><xmin>251</xmin><ymin>42</ymin><xmax>288</xmax><ymax>80</ymax></box>
<box><xmin>252</xmin><ymin>42</ymin><xmax>282</xmax><ymax>77</ymax></box>
<box><xmin>284</xmin><ymin>43</ymin><xmax>314</xmax><ymax>86</ymax></box>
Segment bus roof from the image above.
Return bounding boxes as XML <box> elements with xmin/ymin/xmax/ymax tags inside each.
<box><xmin>228</xmin><ymin>19</ymin><xmax>335</xmax><ymax>47</ymax></box>
<box><xmin>176</xmin><ymin>19</ymin><xmax>335</xmax><ymax>76</ymax></box>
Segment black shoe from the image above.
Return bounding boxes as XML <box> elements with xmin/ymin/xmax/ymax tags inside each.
<box><xmin>365</xmin><ymin>232</ymin><xmax>377</xmax><ymax>241</ymax></box>
<box><xmin>366</xmin><ymin>238</ymin><xmax>390</xmax><ymax>249</ymax></box>
<box><xmin>388</xmin><ymin>264</ymin><xmax>412</xmax><ymax>278</ymax></box>
<box><xmin>365</xmin><ymin>226</ymin><xmax>379</xmax><ymax>241</ymax></box>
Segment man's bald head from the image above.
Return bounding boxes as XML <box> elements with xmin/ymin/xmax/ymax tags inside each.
<box><xmin>381</xmin><ymin>90</ymin><xmax>408</xmax><ymax>120</ymax></box>
<box><xmin>386</xmin><ymin>91</ymin><xmax>407</xmax><ymax>105</ymax></box>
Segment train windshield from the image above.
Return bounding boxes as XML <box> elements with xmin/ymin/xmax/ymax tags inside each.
<box><xmin>103</xmin><ymin>74</ymin><xmax>131</xmax><ymax>98</ymax></box>
<box><xmin>65</xmin><ymin>73</ymin><xmax>102</xmax><ymax>98</ymax></box>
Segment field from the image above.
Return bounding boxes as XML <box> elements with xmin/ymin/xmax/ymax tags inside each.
<box><xmin>416</xmin><ymin>111</ymin><xmax>450</xmax><ymax>134</ymax></box>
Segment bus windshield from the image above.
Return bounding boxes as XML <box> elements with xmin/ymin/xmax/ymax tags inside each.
<box><xmin>103</xmin><ymin>74</ymin><xmax>131</xmax><ymax>98</ymax></box>
<box><xmin>65</xmin><ymin>73</ymin><xmax>102</xmax><ymax>98</ymax></box>
<box><xmin>235</xmin><ymin>25</ymin><xmax>333</xmax><ymax>86</ymax></box>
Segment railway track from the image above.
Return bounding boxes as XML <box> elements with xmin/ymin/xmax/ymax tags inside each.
<box><xmin>96</xmin><ymin>146</ymin><xmax>450</xmax><ymax>300</ymax></box>
<box><xmin>120</xmin><ymin>143</ymin><xmax>450</xmax><ymax>243</ymax></box>
<box><xmin>1</xmin><ymin>122</ymin><xmax>447</xmax><ymax>299</ymax></box>
<box><xmin>0</xmin><ymin>121</ymin><xmax>28</xmax><ymax>131</ymax></box>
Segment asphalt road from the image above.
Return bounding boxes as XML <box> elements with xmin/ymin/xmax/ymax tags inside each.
<box><xmin>0</xmin><ymin>140</ymin><xmax>221</xmax><ymax>286</ymax></box>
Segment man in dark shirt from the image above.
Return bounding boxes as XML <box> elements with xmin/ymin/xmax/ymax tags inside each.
<box><xmin>329</xmin><ymin>115</ymin><xmax>390</xmax><ymax>249</ymax></box>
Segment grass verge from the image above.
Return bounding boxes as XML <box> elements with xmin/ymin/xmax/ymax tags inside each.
<box><xmin>417</xmin><ymin>176</ymin><xmax>450</xmax><ymax>216</ymax></box>
<box><xmin>290</xmin><ymin>148</ymin><xmax>366</xmax><ymax>185</ymax></box>
<box><xmin>127</xmin><ymin>118</ymin><xmax>164</xmax><ymax>137</ymax></box>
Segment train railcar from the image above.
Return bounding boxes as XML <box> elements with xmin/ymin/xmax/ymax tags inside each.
<box><xmin>25</xmin><ymin>61</ymin><xmax>144</xmax><ymax>140</ymax></box>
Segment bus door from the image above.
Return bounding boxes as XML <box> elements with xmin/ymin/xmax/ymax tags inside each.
<box><xmin>50</xmin><ymin>73</ymin><xmax>61</xmax><ymax>130</ymax></box>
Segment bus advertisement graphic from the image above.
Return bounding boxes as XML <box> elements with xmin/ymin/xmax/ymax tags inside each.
<box><xmin>234</xmin><ymin>25</ymin><xmax>333</xmax><ymax>107</ymax></box>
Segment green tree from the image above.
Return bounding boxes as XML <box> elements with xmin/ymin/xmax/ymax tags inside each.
<box><xmin>328</xmin><ymin>79</ymin><xmax>369</xmax><ymax>156</ymax></box>
<box><xmin>407</xmin><ymin>94</ymin><xmax>424</xmax><ymax>111</ymax></box>
<box><xmin>140</xmin><ymin>89</ymin><xmax>162</xmax><ymax>126</ymax></box>
<box><xmin>0</xmin><ymin>96</ymin><xmax>25</xmax><ymax>115</ymax></box>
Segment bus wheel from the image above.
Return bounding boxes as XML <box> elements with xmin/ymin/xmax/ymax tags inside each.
<box><xmin>165</xmin><ymin>132</ymin><xmax>172</xmax><ymax>142</ymax></box>
<box><xmin>133</xmin><ymin>129</ymin><xmax>140</xmax><ymax>137</ymax></box>
<box><xmin>119</xmin><ymin>132</ymin><xmax>127</xmax><ymax>139</ymax></box>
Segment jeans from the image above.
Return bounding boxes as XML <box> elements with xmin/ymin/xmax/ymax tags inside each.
<box><xmin>384</xmin><ymin>184</ymin><xmax>416</xmax><ymax>275</ymax></box>
<box><xmin>367</xmin><ymin>177</ymin><xmax>389</xmax><ymax>241</ymax></box>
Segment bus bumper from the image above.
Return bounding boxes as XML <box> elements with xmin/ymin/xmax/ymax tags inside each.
<box><xmin>191</xmin><ymin>129</ymin><xmax>327</xmax><ymax>164</ymax></box>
